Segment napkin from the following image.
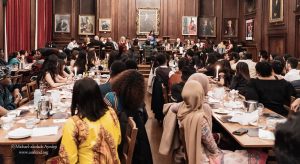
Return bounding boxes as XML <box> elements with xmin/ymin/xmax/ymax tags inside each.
<box><xmin>31</xmin><ymin>126</ymin><xmax>59</xmax><ymax>137</ymax></box>
<box><xmin>229</xmin><ymin>110</ymin><xmax>259</xmax><ymax>125</ymax></box>
<box><xmin>258</xmin><ymin>129</ymin><xmax>275</xmax><ymax>140</ymax></box>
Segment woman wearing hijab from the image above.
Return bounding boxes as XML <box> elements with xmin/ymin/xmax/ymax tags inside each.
<box><xmin>177</xmin><ymin>80</ymin><xmax>267</xmax><ymax>164</ymax></box>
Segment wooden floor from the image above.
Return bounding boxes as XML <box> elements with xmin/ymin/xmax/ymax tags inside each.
<box><xmin>144</xmin><ymin>89</ymin><xmax>173</xmax><ymax>164</ymax></box>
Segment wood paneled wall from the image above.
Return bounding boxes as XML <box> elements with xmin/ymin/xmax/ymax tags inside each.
<box><xmin>239</xmin><ymin>0</ymin><xmax>299</xmax><ymax>58</ymax></box>
<box><xmin>52</xmin><ymin>0</ymin><xmax>199</xmax><ymax>46</ymax></box>
<box><xmin>0</xmin><ymin>0</ymin><xmax>4</xmax><ymax>49</ymax></box>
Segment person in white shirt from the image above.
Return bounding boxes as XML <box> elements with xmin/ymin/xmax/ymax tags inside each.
<box><xmin>284</xmin><ymin>57</ymin><xmax>300</xmax><ymax>82</ymax></box>
<box><xmin>231</xmin><ymin>52</ymin><xmax>257</xmax><ymax>78</ymax></box>
<box><xmin>67</xmin><ymin>38</ymin><xmax>79</xmax><ymax>51</ymax></box>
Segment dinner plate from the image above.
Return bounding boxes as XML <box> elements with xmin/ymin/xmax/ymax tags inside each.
<box><xmin>214</xmin><ymin>109</ymin><xmax>229</xmax><ymax>115</ymax></box>
<box><xmin>8</xmin><ymin>128</ymin><xmax>32</xmax><ymax>139</ymax></box>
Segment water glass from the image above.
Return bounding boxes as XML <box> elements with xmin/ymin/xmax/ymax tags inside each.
<box><xmin>25</xmin><ymin>118</ymin><xmax>36</xmax><ymax>129</ymax></box>
<box><xmin>257</xmin><ymin>103</ymin><xmax>266</xmax><ymax>129</ymax></box>
<box><xmin>1</xmin><ymin>117</ymin><xmax>14</xmax><ymax>131</ymax></box>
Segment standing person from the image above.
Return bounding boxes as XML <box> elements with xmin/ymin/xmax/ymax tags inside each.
<box><xmin>104</xmin><ymin>70</ymin><xmax>153</xmax><ymax>164</ymax></box>
<box><xmin>59</xmin><ymin>78</ymin><xmax>121</xmax><ymax>163</ymax></box>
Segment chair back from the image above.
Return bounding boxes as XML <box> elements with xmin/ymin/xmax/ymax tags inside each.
<box><xmin>144</xmin><ymin>46</ymin><xmax>153</xmax><ymax>58</ymax></box>
<box><xmin>46</xmin><ymin>156</ymin><xmax>60</xmax><ymax>164</ymax></box>
<box><xmin>179</xmin><ymin>126</ymin><xmax>188</xmax><ymax>163</ymax></box>
<box><xmin>121</xmin><ymin>117</ymin><xmax>138</xmax><ymax>164</ymax></box>
<box><xmin>11</xmin><ymin>74</ymin><xmax>23</xmax><ymax>85</ymax></box>
<box><xmin>157</xmin><ymin>46</ymin><xmax>166</xmax><ymax>53</ymax></box>
<box><xmin>161</xmin><ymin>84</ymin><xmax>169</xmax><ymax>103</ymax></box>
<box><xmin>18</xmin><ymin>86</ymin><xmax>30</xmax><ymax>107</ymax></box>
<box><xmin>27</xmin><ymin>81</ymin><xmax>37</xmax><ymax>100</ymax></box>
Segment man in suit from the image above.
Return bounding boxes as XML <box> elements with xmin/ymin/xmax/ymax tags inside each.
<box><xmin>272</xmin><ymin>0</ymin><xmax>281</xmax><ymax>19</ymax></box>
<box><xmin>200</xmin><ymin>19</ymin><xmax>213</xmax><ymax>36</ymax></box>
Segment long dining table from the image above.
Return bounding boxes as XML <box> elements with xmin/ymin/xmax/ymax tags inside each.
<box><xmin>208</xmin><ymin>85</ymin><xmax>286</xmax><ymax>149</ymax></box>
<box><xmin>0</xmin><ymin>77</ymin><xmax>109</xmax><ymax>164</ymax></box>
<box><xmin>212</xmin><ymin>108</ymin><xmax>279</xmax><ymax>148</ymax></box>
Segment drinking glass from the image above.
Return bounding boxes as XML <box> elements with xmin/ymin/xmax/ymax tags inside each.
<box><xmin>257</xmin><ymin>103</ymin><xmax>266</xmax><ymax>129</ymax></box>
<box><xmin>25</xmin><ymin>118</ymin><xmax>36</xmax><ymax>129</ymax></box>
<box><xmin>1</xmin><ymin>117</ymin><xmax>14</xmax><ymax>131</ymax></box>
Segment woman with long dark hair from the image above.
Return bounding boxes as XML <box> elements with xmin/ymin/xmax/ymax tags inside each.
<box><xmin>230</xmin><ymin>62</ymin><xmax>250</xmax><ymax>95</ymax></box>
<box><xmin>37</xmin><ymin>54</ymin><xmax>66</xmax><ymax>88</ymax></box>
<box><xmin>74</xmin><ymin>50</ymin><xmax>87</xmax><ymax>75</ymax></box>
<box><xmin>59</xmin><ymin>78</ymin><xmax>121</xmax><ymax>163</ymax></box>
<box><xmin>217</xmin><ymin>59</ymin><xmax>234</xmax><ymax>87</ymax></box>
<box><xmin>104</xmin><ymin>70</ymin><xmax>153</xmax><ymax>164</ymax></box>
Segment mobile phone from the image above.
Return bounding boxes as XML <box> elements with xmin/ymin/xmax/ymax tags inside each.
<box><xmin>233</xmin><ymin>128</ymin><xmax>248</xmax><ymax>136</ymax></box>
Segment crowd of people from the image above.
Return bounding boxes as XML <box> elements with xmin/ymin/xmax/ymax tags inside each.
<box><xmin>0</xmin><ymin>34</ymin><xmax>300</xmax><ymax>163</ymax></box>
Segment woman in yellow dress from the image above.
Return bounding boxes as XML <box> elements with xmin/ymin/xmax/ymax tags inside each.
<box><xmin>59</xmin><ymin>78</ymin><xmax>121</xmax><ymax>164</ymax></box>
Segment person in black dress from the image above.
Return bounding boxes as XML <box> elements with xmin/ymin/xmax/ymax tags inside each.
<box><xmin>245</xmin><ymin>61</ymin><xmax>296</xmax><ymax>116</ymax></box>
<box><xmin>230</xmin><ymin>62</ymin><xmax>250</xmax><ymax>96</ymax></box>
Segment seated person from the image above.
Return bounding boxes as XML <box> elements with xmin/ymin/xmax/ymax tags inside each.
<box><xmin>0</xmin><ymin>66</ymin><xmax>21</xmax><ymax>116</ymax></box>
<box><xmin>8</xmin><ymin>51</ymin><xmax>20</xmax><ymax>66</ymax></box>
<box><xmin>275</xmin><ymin>112</ymin><xmax>300</xmax><ymax>164</ymax></box>
<box><xmin>271</xmin><ymin>60</ymin><xmax>284</xmax><ymax>79</ymax></box>
<box><xmin>37</xmin><ymin>54</ymin><xmax>68</xmax><ymax>88</ymax></box>
<box><xmin>245</xmin><ymin>61</ymin><xmax>296</xmax><ymax>116</ymax></box>
<box><xmin>74</xmin><ymin>50</ymin><xmax>88</xmax><ymax>75</ymax></box>
<box><xmin>57</xmin><ymin>59</ymin><xmax>72</xmax><ymax>79</ymax></box>
<box><xmin>104</xmin><ymin>70</ymin><xmax>153</xmax><ymax>164</ymax></box>
<box><xmin>99</xmin><ymin>61</ymin><xmax>126</xmax><ymax>98</ymax></box>
<box><xmin>178</xmin><ymin>80</ymin><xmax>267</xmax><ymax>163</ymax></box>
<box><xmin>59</xmin><ymin>78</ymin><xmax>121</xmax><ymax>163</ymax></box>
<box><xmin>168</xmin><ymin>57</ymin><xmax>189</xmax><ymax>90</ymax></box>
<box><xmin>170</xmin><ymin>66</ymin><xmax>196</xmax><ymax>102</ymax></box>
<box><xmin>230</xmin><ymin>62</ymin><xmax>250</xmax><ymax>96</ymax></box>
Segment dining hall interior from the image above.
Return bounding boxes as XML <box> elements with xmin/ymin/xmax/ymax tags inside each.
<box><xmin>0</xmin><ymin>0</ymin><xmax>300</xmax><ymax>163</ymax></box>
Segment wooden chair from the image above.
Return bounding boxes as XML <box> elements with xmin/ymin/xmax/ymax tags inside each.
<box><xmin>26</xmin><ymin>81</ymin><xmax>37</xmax><ymax>100</ymax></box>
<box><xmin>121</xmin><ymin>117</ymin><xmax>138</xmax><ymax>164</ymax></box>
<box><xmin>161</xmin><ymin>84</ymin><xmax>169</xmax><ymax>103</ymax></box>
<box><xmin>46</xmin><ymin>156</ymin><xmax>60</xmax><ymax>164</ymax></box>
<box><xmin>179</xmin><ymin>126</ymin><xmax>188</xmax><ymax>164</ymax></box>
<box><xmin>18</xmin><ymin>86</ymin><xmax>30</xmax><ymax>107</ymax></box>
<box><xmin>11</xmin><ymin>74</ymin><xmax>23</xmax><ymax>85</ymax></box>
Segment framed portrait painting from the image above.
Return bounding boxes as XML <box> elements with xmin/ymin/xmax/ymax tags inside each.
<box><xmin>269</xmin><ymin>0</ymin><xmax>283</xmax><ymax>23</ymax></box>
<box><xmin>182</xmin><ymin>16</ymin><xmax>197</xmax><ymax>35</ymax></box>
<box><xmin>136</xmin><ymin>8</ymin><xmax>160</xmax><ymax>35</ymax></box>
<box><xmin>245</xmin><ymin>0</ymin><xmax>256</xmax><ymax>15</ymax></box>
<box><xmin>223</xmin><ymin>18</ymin><xmax>238</xmax><ymax>37</ymax></box>
<box><xmin>54</xmin><ymin>14</ymin><xmax>70</xmax><ymax>33</ymax></box>
<box><xmin>246</xmin><ymin>19</ymin><xmax>254</xmax><ymax>41</ymax></box>
<box><xmin>199</xmin><ymin>17</ymin><xmax>216</xmax><ymax>37</ymax></box>
<box><xmin>99</xmin><ymin>18</ymin><xmax>111</xmax><ymax>32</ymax></box>
<box><xmin>79</xmin><ymin>15</ymin><xmax>95</xmax><ymax>35</ymax></box>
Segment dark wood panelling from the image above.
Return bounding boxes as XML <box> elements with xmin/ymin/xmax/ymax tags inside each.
<box><xmin>0</xmin><ymin>0</ymin><xmax>4</xmax><ymax>49</ymax></box>
<box><xmin>240</xmin><ymin>0</ymin><xmax>298</xmax><ymax>57</ymax></box>
<box><xmin>52</xmin><ymin>0</ymin><xmax>199</xmax><ymax>45</ymax></box>
<box><xmin>200</xmin><ymin>0</ymin><xmax>214</xmax><ymax>16</ymax></box>
<box><xmin>269</xmin><ymin>36</ymin><xmax>286</xmax><ymax>55</ymax></box>
<box><xmin>54</xmin><ymin>0</ymin><xmax>72</xmax><ymax>13</ymax></box>
<box><xmin>223</xmin><ymin>0</ymin><xmax>239</xmax><ymax>18</ymax></box>
<box><xmin>79</xmin><ymin>0</ymin><xmax>95</xmax><ymax>14</ymax></box>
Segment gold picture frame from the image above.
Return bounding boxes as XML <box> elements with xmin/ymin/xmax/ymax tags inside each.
<box><xmin>79</xmin><ymin>15</ymin><xmax>95</xmax><ymax>35</ymax></box>
<box><xmin>99</xmin><ymin>18</ymin><xmax>111</xmax><ymax>32</ymax></box>
<box><xmin>269</xmin><ymin>0</ymin><xmax>283</xmax><ymax>23</ymax></box>
<box><xmin>136</xmin><ymin>8</ymin><xmax>160</xmax><ymax>35</ymax></box>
